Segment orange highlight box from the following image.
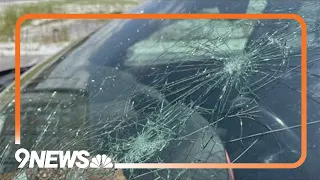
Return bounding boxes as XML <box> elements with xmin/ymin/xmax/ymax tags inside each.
<box><xmin>15</xmin><ymin>14</ymin><xmax>307</xmax><ymax>169</ymax></box>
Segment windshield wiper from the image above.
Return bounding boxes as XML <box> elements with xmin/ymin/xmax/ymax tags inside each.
<box><xmin>0</xmin><ymin>67</ymin><xmax>32</xmax><ymax>92</ymax></box>
<box><xmin>22</xmin><ymin>87</ymin><xmax>87</xmax><ymax>94</ymax></box>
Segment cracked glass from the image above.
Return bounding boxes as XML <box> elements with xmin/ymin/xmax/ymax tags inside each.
<box><xmin>0</xmin><ymin>0</ymin><xmax>320</xmax><ymax>179</ymax></box>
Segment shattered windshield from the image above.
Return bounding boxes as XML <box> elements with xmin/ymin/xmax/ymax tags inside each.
<box><xmin>1</xmin><ymin>0</ymin><xmax>320</xmax><ymax>179</ymax></box>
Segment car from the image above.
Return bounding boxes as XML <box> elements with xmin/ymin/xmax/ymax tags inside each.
<box><xmin>0</xmin><ymin>0</ymin><xmax>320</xmax><ymax>179</ymax></box>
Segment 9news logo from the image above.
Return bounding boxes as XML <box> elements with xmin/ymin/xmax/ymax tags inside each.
<box><xmin>15</xmin><ymin>148</ymin><xmax>114</xmax><ymax>169</ymax></box>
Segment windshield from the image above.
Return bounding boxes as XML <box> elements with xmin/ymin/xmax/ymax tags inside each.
<box><xmin>1</xmin><ymin>0</ymin><xmax>320</xmax><ymax>179</ymax></box>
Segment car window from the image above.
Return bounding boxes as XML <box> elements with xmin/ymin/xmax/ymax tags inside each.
<box><xmin>125</xmin><ymin>6</ymin><xmax>267</xmax><ymax>66</ymax></box>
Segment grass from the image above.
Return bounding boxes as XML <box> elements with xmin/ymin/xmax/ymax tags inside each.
<box><xmin>0</xmin><ymin>0</ymin><xmax>136</xmax><ymax>41</ymax></box>
<box><xmin>0</xmin><ymin>2</ymin><xmax>56</xmax><ymax>40</ymax></box>
<box><xmin>63</xmin><ymin>0</ymin><xmax>139</xmax><ymax>5</ymax></box>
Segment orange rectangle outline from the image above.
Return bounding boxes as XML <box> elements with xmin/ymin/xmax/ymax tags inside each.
<box><xmin>15</xmin><ymin>13</ymin><xmax>307</xmax><ymax>169</ymax></box>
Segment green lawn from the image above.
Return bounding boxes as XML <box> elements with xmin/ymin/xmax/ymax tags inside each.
<box><xmin>64</xmin><ymin>0</ymin><xmax>139</xmax><ymax>5</ymax></box>
<box><xmin>0</xmin><ymin>0</ymin><xmax>138</xmax><ymax>41</ymax></box>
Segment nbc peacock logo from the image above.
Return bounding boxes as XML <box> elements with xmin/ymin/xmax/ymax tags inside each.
<box><xmin>90</xmin><ymin>154</ymin><xmax>114</xmax><ymax>169</ymax></box>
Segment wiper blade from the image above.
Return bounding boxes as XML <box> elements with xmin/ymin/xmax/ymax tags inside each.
<box><xmin>0</xmin><ymin>67</ymin><xmax>32</xmax><ymax>92</ymax></box>
<box><xmin>22</xmin><ymin>87</ymin><xmax>87</xmax><ymax>94</ymax></box>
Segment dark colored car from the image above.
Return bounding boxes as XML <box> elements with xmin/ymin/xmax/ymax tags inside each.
<box><xmin>0</xmin><ymin>0</ymin><xmax>320</xmax><ymax>179</ymax></box>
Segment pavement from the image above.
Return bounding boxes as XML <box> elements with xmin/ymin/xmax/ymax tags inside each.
<box><xmin>0</xmin><ymin>20</ymin><xmax>105</xmax><ymax>72</ymax></box>
<box><xmin>0</xmin><ymin>42</ymin><xmax>69</xmax><ymax>72</ymax></box>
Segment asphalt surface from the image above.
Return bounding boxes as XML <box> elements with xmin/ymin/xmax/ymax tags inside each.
<box><xmin>0</xmin><ymin>55</ymin><xmax>49</xmax><ymax>72</ymax></box>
